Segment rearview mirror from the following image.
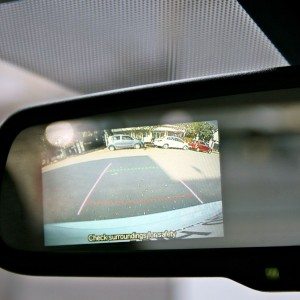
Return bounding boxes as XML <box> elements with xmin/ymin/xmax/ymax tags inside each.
<box><xmin>0</xmin><ymin>66</ymin><xmax>300</xmax><ymax>291</ymax></box>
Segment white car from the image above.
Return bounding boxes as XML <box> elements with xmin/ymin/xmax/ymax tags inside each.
<box><xmin>153</xmin><ymin>136</ymin><xmax>189</xmax><ymax>150</ymax></box>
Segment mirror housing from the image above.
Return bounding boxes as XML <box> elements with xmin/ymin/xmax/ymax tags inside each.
<box><xmin>0</xmin><ymin>66</ymin><xmax>300</xmax><ymax>291</ymax></box>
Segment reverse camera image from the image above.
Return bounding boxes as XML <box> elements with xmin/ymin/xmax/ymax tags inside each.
<box><xmin>42</xmin><ymin>120</ymin><xmax>223</xmax><ymax>246</ymax></box>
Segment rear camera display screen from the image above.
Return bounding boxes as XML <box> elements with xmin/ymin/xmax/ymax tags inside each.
<box><xmin>42</xmin><ymin>120</ymin><xmax>223</xmax><ymax>246</ymax></box>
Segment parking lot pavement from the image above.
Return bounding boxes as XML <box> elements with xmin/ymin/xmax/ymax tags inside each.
<box><xmin>43</xmin><ymin>147</ymin><xmax>220</xmax><ymax>180</ymax></box>
<box><xmin>175</xmin><ymin>211</ymin><xmax>223</xmax><ymax>239</ymax></box>
<box><xmin>43</xmin><ymin>148</ymin><xmax>222</xmax><ymax>224</ymax></box>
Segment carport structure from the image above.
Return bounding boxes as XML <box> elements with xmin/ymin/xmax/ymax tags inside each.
<box><xmin>111</xmin><ymin>125</ymin><xmax>186</xmax><ymax>143</ymax></box>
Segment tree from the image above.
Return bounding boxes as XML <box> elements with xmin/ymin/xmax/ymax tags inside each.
<box><xmin>182</xmin><ymin>122</ymin><xmax>216</xmax><ymax>142</ymax></box>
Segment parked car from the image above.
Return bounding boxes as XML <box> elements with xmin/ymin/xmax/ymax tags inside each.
<box><xmin>153</xmin><ymin>136</ymin><xmax>189</xmax><ymax>150</ymax></box>
<box><xmin>189</xmin><ymin>140</ymin><xmax>212</xmax><ymax>153</ymax></box>
<box><xmin>107</xmin><ymin>134</ymin><xmax>144</xmax><ymax>151</ymax></box>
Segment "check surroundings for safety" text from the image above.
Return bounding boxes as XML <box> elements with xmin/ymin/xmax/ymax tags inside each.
<box><xmin>88</xmin><ymin>230</ymin><xmax>177</xmax><ymax>242</ymax></box>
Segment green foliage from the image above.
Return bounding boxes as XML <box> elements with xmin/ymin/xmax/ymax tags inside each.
<box><xmin>180</xmin><ymin>122</ymin><xmax>216</xmax><ymax>142</ymax></box>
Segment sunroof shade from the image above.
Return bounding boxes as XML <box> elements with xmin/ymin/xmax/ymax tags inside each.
<box><xmin>0</xmin><ymin>0</ymin><xmax>288</xmax><ymax>93</ymax></box>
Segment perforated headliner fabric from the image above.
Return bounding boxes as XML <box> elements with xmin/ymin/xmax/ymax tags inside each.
<box><xmin>0</xmin><ymin>0</ymin><xmax>288</xmax><ymax>93</ymax></box>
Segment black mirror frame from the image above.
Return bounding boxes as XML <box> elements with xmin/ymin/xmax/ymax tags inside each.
<box><xmin>0</xmin><ymin>66</ymin><xmax>300</xmax><ymax>291</ymax></box>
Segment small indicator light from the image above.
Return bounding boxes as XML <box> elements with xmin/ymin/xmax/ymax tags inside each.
<box><xmin>265</xmin><ymin>267</ymin><xmax>280</xmax><ymax>280</ymax></box>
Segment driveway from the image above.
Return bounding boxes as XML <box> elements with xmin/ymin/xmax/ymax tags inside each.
<box><xmin>43</xmin><ymin>148</ymin><xmax>222</xmax><ymax>224</ymax></box>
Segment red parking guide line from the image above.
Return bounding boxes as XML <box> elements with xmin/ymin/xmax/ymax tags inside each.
<box><xmin>77</xmin><ymin>162</ymin><xmax>112</xmax><ymax>215</ymax></box>
<box><xmin>178</xmin><ymin>179</ymin><xmax>203</xmax><ymax>204</ymax></box>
